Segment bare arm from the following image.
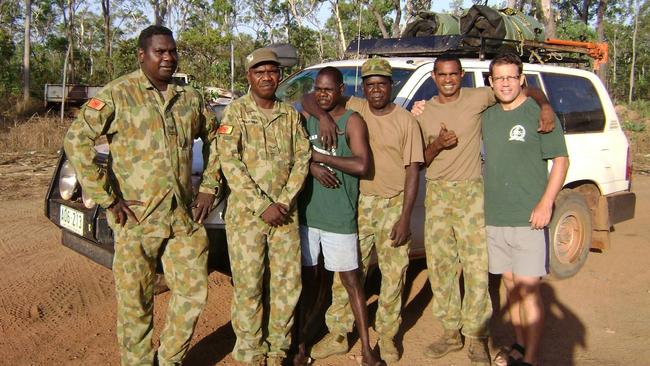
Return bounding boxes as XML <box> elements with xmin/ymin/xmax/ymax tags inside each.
<box><xmin>391</xmin><ymin>162</ymin><xmax>420</xmax><ymax>247</ymax></box>
<box><xmin>312</xmin><ymin>113</ymin><xmax>371</xmax><ymax>177</ymax></box>
<box><xmin>523</xmin><ymin>86</ymin><xmax>556</xmax><ymax>133</ymax></box>
<box><xmin>530</xmin><ymin>156</ymin><xmax>570</xmax><ymax>229</ymax></box>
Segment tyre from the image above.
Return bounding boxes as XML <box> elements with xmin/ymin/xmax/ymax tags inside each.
<box><xmin>548</xmin><ymin>190</ymin><xmax>592</xmax><ymax>279</ymax></box>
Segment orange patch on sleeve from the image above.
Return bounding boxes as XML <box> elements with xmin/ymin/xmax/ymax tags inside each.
<box><xmin>217</xmin><ymin>125</ymin><xmax>233</xmax><ymax>135</ymax></box>
<box><xmin>87</xmin><ymin>98</ymin><xmax>106</xmax><ymax>111</ymax></box>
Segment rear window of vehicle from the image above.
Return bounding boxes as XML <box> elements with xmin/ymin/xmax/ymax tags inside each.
<box><xmin>276</xmin><ymin>66</ymin><xmax>414</xmax><ymax>109</ymax></box>
<box><xmin>541</xmin><ymin>73</ymin><xmax>606</xmax><ymax>133</ymax></box>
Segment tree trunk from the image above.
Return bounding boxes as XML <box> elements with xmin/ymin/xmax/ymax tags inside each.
<box><xmin>332</xmin><ymin>0</ymin><xmax>347</xmax><ymax>58</ymax></box>
<box><xmin>152</xmin><ymin>0</ymin><xmax>168</xmax><ymax>26</ymax></box>
<box><xmin>612</xmin><ymin>28</ymin><xmax>617</xmax><ymax>92</ymax></box>
<box><xmin>22</xmin><ymin>0</ymin><xmax>31</xmax><ymax>110</ymax></box>
<box><xmin>101</xmin><ymin>0</ymin><xmax>111</xmax><ymax>76</ymax></box>
<box><xmin>61</xmin><ymin>0</ymin><xmax>75</xmax><ymax>84</ymax></box>
<box><xmin>581</xmin><ymin>0</ymin><xmax>590</xmax><ymax>23</ymax></box>
<box><xmin>595</xmin><ymin>0</ymin><xmax>608</xmax><ymax>84</ymax></box>
<box><xmin>391</xmin><ymin>0</ymin><xmax>401</xmax><ymax>38</ymax></box>
<box><xmin>628</xmin><ymin>0</ymin><xmax>639</xmax><ymax>103</ymax></box>
<box><xmin>367</xmin><ymin>2</ymin><xmax>389</xmax><ymax>38</ymax></box>
<box><xmin>540</xmin><ymin>0</ymin><xmax>555</xmax><ymax>38</ymax></box>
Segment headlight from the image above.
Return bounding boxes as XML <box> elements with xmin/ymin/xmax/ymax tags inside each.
<box><xmin>59</xmin><ymin>160</ymin><xmax>78</xmax><ymax>200</ymax></box>
<box><xmin>81</xmin><ymin>189</ymin><xmax>96</xmax><ymax>208</ymax></box>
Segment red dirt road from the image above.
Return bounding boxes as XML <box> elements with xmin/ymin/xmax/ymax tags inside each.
<box><xmin>0</xmin><ymin>170</ymin><xmax>648</xmax><ymax>365</ymax></box>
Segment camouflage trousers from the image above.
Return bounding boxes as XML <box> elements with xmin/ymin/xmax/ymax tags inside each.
<box><xmin>425</xmin><ymin>179</ymin><xmax>491</xmax><ymax>338</ymax></box>
<box><xmin>112</xmin><ymin>227</ymin><xmax>209</xmax><ymax>366</ymax></box>
<box><xmin>225</xmin><ymin>211</ymin><xmax>302</xmax><ymax>362</ymax></box>
<box><xmin>325</xmin><ymin>193</ymin><xmax>410</xmax><ymax>340</ymax></box>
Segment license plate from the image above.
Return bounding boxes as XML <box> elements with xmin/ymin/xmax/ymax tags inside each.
<box><xmin>60</xmin><ymin>205</ymin><xmax>84</xmax><ymax>236</ymax></box>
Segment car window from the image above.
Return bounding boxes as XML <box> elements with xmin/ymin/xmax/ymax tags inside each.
<box><xmin>541</xmin><ymin>73</ymin><xmax>606</xmax><ymax>133</ymax></box>
<box><xmin>405</xmin><ymin>72</ymin><xmax>475</xmax><ymax>110</ymax></box>
<box><xmin>525</xmin><ymin>74</ymin><xmax>541</xmax><ymax>88</ymax></box>
<box><xmin>276</xmin><ymin>67</ymin><xmax>414</xmax><ymax>111</ymax></box>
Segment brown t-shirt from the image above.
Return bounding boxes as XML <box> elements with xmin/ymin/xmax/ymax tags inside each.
<box><xmin>416</xmin><ymin>87</ymin><xmax>495</xmax><ymax>181</ymax></box>
<box><xmin>347</xmin><ymin>96</ymin><xmax>424</xmax><ymax>198</ymax></box>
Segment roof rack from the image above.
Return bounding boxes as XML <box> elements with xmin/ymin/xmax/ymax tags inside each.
<box><xmin>346</xmin><ymin>35</ymin><xmax>608</xmax><ymax>70</ymax></box>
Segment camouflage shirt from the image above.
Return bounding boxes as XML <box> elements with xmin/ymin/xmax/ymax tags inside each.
<box><xmin>217</xmin><ymin>92</ymin><xmax>310</xmax><ymax>219</ymax></box>
<box><xmin>64</xmin><ymin>69</ymin><xmax>221</xmax><ymax>237</ymax></box>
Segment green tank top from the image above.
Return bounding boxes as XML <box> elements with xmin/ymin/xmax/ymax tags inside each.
<box><xmin>298</xmin><ymin>110</ymin><xmax>359</xmax><ymax>234</ymax></box>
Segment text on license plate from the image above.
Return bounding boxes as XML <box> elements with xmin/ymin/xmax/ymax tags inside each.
<box><xmin>60</xmin><ymin>205</ymin><xmax>84</xmax><ymax>236</ymax></box>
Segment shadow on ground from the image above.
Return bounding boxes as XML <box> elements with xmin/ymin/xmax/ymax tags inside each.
<box><xmin>489</xmin><ymin>275</ymin><xmax>586</xmax><ymax>365</ymax></box>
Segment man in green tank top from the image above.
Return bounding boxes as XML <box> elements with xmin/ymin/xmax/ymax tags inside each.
<box><xmin>294</xmin><ymin>67</ymin><xmax>384</xmax><ymax>366</ymax></box>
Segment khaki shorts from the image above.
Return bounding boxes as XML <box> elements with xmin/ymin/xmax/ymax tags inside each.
<box><xmin>486</xmin><ymin>226</ymin><xmax>549</xmax><ymax>277</ymax></box>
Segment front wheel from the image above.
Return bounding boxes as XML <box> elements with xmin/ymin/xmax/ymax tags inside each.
<box><xmin>548</xmin><ymin>190</ymin><xmax>592</xmax><ymax>279</ymax></box>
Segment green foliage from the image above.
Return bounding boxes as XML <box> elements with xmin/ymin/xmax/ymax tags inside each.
<box><xmin>628</xmin><ymin>100</ymin><xmax>650</xmax><ymax>119</ymax></box>
<box><xmin>623</xmin><ymin>121</ymin><xmax>647</xmax><ymax>132</ymax></box>
<box><xmin>556</xmin><ymin>19</ymin><xmax>597</xmax><ymax>41</ymax></box>
<box><xmin>0</xmin><ymin>29</ymin><xmax>19</xmax><ymax>98</ymax></box>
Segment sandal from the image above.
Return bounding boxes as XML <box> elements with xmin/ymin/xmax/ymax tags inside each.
<box><xmin>493</xmin><ymin>343</ymin><xmax>525</xmax><ymax>366</ymax></box>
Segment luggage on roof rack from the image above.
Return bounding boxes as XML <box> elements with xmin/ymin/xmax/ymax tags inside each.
<box><xmin>460</xmin><ymin>5</ymin><xmax>545</xmax><ymax>45</ymax></box>
<box><xmin>345</xmin><ymin>35</ymin><xmax>608</xmax><ymax>70</ymax></box>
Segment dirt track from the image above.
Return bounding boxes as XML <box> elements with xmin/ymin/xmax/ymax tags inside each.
<box><xmin>0</xmin><ymin>160</ymin><xmax>649</xmax><ymax>365</ymax></box>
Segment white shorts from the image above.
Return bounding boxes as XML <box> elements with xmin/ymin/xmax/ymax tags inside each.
<box><xmin>486</xmin><ymin>226</ymin><xmax>549</xmax><ymax>277</ymax></box>
<box><xmin>299</xmin><ymin>225</ymin><xmax>359</xmax><ymax>272</ymax></box>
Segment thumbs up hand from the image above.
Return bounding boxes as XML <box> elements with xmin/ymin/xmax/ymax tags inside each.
<box><xmin>435</xmin><ymin>122</ymin><xmax>458</xmax><ymax>150</ymax></box>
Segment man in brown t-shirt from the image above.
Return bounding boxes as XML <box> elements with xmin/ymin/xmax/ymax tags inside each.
<box><xmin>412</xmin><ymin>54</ymin><xmax>555</xmax><ymax>366</ymax></box>
<box><xmin>302</xmin><ymin>59</ymin><xmax>424</xmax><ymax>363</ymax></box>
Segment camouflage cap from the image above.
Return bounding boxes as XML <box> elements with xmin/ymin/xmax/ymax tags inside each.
<box><xmin>246</xmin><ymin>48</ymin><xmax>280</xmax><ymax>69</ymax></box>
<box><xmin>361</xmin><ymin>58</ymin><xmax>392</xmax><ymax>78</ymax></box>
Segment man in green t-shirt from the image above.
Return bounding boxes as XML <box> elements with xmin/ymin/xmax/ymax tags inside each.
<box><xmin>294</xmin><ymin>67</ymin><xmax>383</xmax><ymax>366</ymax></box>
<box><xmin>482</xmin><ymin>53</ymin><xmax>569</xmax><ymax>366</ymax></box>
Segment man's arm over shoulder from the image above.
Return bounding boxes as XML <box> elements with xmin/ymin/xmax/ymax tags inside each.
<box><xmin>216</xmin><ymin>101</ymin><xmax>274</xmax><ymax>216</ymax></box>
<box><xmin>522</xmin><ymin>86</ymin><xmax>556</xmax><ymax>133</ymax></box>
<box><xmin>301</xmin><ymin>92</ymin><xmax>350</xmax><ymax>150</ymax></box>
<box><xmin>276</xmin><ymin>107</ymin><xmax>311</xmax><ymax>209</ymax></box>
<box><xmin>63</xmin><ymin>87</ymin><xmax>118</xmax><ymax>208</ymax></box>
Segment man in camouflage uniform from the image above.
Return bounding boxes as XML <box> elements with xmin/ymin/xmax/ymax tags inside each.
<box><xmin>411</xmin><ymin>54</ymin><xmax>555</xmax><ymax>366</ymax></box>
<box><xmin>302</xmin><ymin>59</ymin><xmax>424</xmax><ymax>362</ymax></box>
<box><xmin>216</xmin><ymin>48</ymin><xmax>310</xmax><ymax>366</ymax></box>
<box><xmin>64</xmin><ymin>26</ymin><xmax>220</xmax><ymax>366</ymax></box>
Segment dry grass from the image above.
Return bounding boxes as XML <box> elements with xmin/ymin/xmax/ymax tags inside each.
<box><xmin>0</xmin><ymin>115</ymin><xmax>71</xmax><ymax>154</ymax></box>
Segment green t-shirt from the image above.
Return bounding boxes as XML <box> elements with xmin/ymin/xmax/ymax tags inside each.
<box><xmin>482</xmin><ymin>98</ymin><xmax>568</xmax><ymax>226</ymax></box>
<box><xmin>298</xmin><ymin>110</ymin><xmax>359</xmax><ymax>234</ymax></box>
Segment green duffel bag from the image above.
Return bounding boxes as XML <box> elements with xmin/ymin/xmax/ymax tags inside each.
<box><xmin>402</xmin><ymin>11</ymin><xmax>460</xmax><ymax>37</ymax></box>
<box><xmin>460</xmin><ymin>5</ymin><xmax>545</xmax><ymax>46</ymax></box>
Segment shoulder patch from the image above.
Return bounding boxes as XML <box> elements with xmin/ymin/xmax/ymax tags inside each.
<box><xmin>217</xmin><ymin>125</ymin><xmax>234</xmax><ymax>135</ymax></box>
<box><xmin>87</xmin><ymin>98</ymin><xmax>106</xmax><ymax>111</ymax></box>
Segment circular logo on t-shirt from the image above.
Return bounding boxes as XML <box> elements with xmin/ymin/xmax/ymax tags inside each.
<box><xmin>509</xmin><ymin>125</ymin><xmax>526</xmax><ymax>142</ymax></box>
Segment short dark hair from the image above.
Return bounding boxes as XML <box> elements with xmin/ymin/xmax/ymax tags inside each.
<box><xmin>317</xmin><ymin>66</ymin><xmax>344</xmax><ymax>85</ymax></box>
<box><xmin>138</xmin><ymin>25</ymin><xmax>174</xmax><ymax>50</ymax></box>
<box><xmin>433</xmin><ymin>53</ymin><xmax>462</xmax><ymax>73</ymax></box>
<box><xmin>489</xmin><ymin>52</ymin><xmax>523</xmax><ymax>76</ymax></box>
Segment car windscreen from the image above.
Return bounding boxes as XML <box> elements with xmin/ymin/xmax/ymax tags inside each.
<box><xmin>276</xmin><ymin>66</ymin><xmax>414</xmax><ymax>110</ymax></box>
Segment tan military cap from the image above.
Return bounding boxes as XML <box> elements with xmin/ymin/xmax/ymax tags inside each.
<box><xmin>361</xmin><ymin>58</ymin><xmax>392</xmax><ymax>78</ymax></box>
<box><xmin>246</xmin><ymin>48</ymin><xmax>280</xmax><ymax>69</ymax></box>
